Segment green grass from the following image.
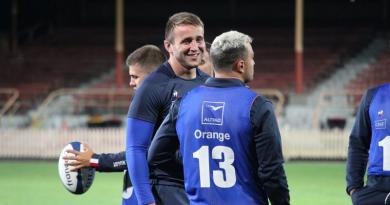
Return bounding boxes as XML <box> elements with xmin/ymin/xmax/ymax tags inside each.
<box><xmin>0</xmin><ymin>160</ymin><xmax>122</xmax><ymax>205</ymax></box>
<box><xmin>0</xmin><ymin>161</ymin><xmax>350</xmax><ymax>205</ymax></box>
<box><xmin>285</xmin><ymin>161</ymin><xmax>350</xmax><ymax>205</ymax></box>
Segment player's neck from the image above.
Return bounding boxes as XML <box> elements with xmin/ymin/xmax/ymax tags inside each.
<box><xmin>214</xmin><ymin>71</ymin><xmax>244</xmax><ymax>82</ymax></box>
<box><xmin>168</xmin><ymin>58</ymin><xmax>197</xmax><ymax>80</ymax></box>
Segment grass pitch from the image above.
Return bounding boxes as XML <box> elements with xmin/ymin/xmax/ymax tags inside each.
<box><xmin>0</xmin><ymin>161</ymin><xmax>350</xmax><ymax>205</ymax></box>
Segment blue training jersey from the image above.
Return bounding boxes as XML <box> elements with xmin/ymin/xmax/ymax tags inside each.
<box><xmin>176</xmin><ymin>83</ymin><xmax>268</xmax><ymax>204</ymax></box>
<box><xmin>367</xmin><ymin>83</ymin><xmax>390</xmax><ymax>175</ymax></box>
<box><xmin>347</xmin><ymin>83</ymin><xmax>390</xmax><ymax>193</ymax></box>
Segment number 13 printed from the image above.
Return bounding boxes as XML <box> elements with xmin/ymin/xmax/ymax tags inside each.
<box><xmin>193</xmin><ymin>145</ymin><xmax>237</xmax><ymax>188</ymax></box>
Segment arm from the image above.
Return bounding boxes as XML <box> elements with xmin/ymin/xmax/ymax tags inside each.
<box><xmin>252</xmin><ymin>97</ymin><xmax>290</xmax><ymax>205</ymax></box>
<box><xmin>63</xmin><ymin>144</ymin><xmax>127</xmax><ymax>172</ymax></box>
<box><xmin>126</xmin><ymin>117</ymin><xmax>155</xmax><ymax>205</ymax></box>
<box><xmin>93</xmin><ymin>152</ymin><xmax>127</xmax><ymax>172</ymax></box>
<box><xmin>125</xmin><ymin>75</ymin><xmax>165</xmax><ymax>204</ymax></box>
<box><xmin>346</xmin><ymin>91</ymin><xmax>372</xmax><ymax>195</ymax></box>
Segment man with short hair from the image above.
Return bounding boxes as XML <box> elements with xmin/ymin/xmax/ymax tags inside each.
<box><xmin>126</xmin><ymin>45</ymin><xmax>166</xmax><ymax>89</ymax></box>
<box><xmin>148</xmin><ymin>31</ymin><xmax>290</xmax><ymax>205</ymax></box>
<box><xmin>125</xmin><ymin>12</ymin><xmax>210</xmax><ymax>205</ymax></box>
<box><xmin>64</xmin><ymin>44</ymin><xmax>165</xmax><ymax>205</ymax></box>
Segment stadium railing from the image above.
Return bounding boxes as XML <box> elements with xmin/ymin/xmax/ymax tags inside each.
<box><xmin>253</xmin><ymin>88</ymin><xmax>285</xmax><ymax>117</ymax></box>
<box><xmin>0</xmin><ymin>128</ymin><xmax>349</xmax><ymax>160</ymax></box>
<box><xmin>0</xmin><ymin>88</ymin><xmax>19</xmax><ymax>117</ymax></box>
<box><xmin>31</xmin><ymin>88</ymin><xmax>133</xmax><ymax>128</ymax></box>
<box><xmin>313</xmin><ymin>90</ymin><xmax>363</xmax><ymax>130</ymax></box>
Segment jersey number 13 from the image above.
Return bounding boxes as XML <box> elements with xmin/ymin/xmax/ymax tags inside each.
<box><xmin>193</xmin><ymin>145</ymin><xmax>237</xmax><ymax>188</ymax></box>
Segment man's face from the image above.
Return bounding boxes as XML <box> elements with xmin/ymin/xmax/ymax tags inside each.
<box><xmin>167</xmin><ymin>24</ymin><xmax>205</xmax><ymax>69</ymax></box>
<box><xmin>128</xmin><ymin>63</ymin><xmax>149</xmax><ymax>90</ymax></box>
<box><xmin>243</xmin><ymin>44</ymin><xmax>255</xmax><ymax>83</ymax></box>
<box><xmin>199</xmin><ymin>49</ymin><xmax>213</xmax><ymax>76</ymax></box>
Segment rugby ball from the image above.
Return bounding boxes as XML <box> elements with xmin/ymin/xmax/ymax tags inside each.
<box><xmin>58</xmin><ymin>141</ymin><xmax>95</xmax><ymax>194</ymax></box>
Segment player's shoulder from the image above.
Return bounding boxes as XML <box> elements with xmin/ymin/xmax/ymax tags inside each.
<box><xmin>365</xmin><ymin>83</ymin><xmax>390</xmax><ymax>102</ymax></box>
<box><xmin>250</xmin><ymin>91</ymin><xmax>274</xmax><ymax>114</ymax></box>
<box><xmin>370</xmin><ymin>83</ymin><xmax>390</xmax><ymax>93</ymax></box>
<box><xmin>144</xmin><ymin>63</ymin><xmax>174</xmax><ymax>84</ymax></box>
<box><xmin>196</xmin><ymin>68</ymin><xmax>211</xmax><ymax>82</ymax></box>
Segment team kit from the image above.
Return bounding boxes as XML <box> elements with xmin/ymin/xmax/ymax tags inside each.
<box><xmin>58</xmin><ymin>12</ymin><xmax>390</xmax><ymax>205</ymax></box>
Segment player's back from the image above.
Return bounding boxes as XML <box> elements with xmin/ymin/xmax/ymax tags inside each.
<box><xmin>176</xmin><ymin>84</ymin><xmax>268</xmax><ymax>205</ymax></box>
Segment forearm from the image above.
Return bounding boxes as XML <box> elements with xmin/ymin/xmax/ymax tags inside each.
<box><xmin>126</xmin><ymin>118</ymin><xmax>155</xmax><ymax>204</ymax></box>
<box><xmin>94</xmin><ymin>151</ymin><xmax>127</xmax><ymax>172</ymax></box>
<box><xmin>126</xmin><ymin>148</ymin><xmax>154</xmax><ymax>204</ymax></box>
<box><xmin>262</xmin><ymin>164</ymin><xmax>290</xmax><ymax>205</ymax></box>
<box><xmin>346</xmin><ymin>137</ymin><xmax>369</xmax><ymax>193</ymax></box>
<box><xmin>346</xmin><ymin>92</ymin><xmax>371</xmax><ymax>194</ymax></box>
<box><xmin>252</xmin><ymin>100</ymin><xmax>290</xmax><ymax>204</ymax></box>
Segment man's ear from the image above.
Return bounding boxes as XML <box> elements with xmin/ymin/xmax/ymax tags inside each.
<box><xmin>164</xmin><ymin>40</ymin><xmax>172</xmax><ymax>53</ymax></box>
<box><xmin>233</xmin><ymin>59</ymin><xmax>245</xmax><ymax>73</ymax></box>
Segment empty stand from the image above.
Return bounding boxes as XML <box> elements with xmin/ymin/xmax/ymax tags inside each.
<box><xmin>244</xmin><ymin>27</ymin><xmax>373</xmax><ymax>94</ymax></box>
<box><xmin>346</xmin><ymin>49</ymin><xmax>390</xmax><ymax>99</ymax></box>
<box><xmin>0</xmin><ymin>27</ymin><xmax>162</xmax><ymax>114</ymax></box>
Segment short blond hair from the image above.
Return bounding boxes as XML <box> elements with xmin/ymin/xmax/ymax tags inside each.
<box><xmin>210</xmin><ymin>31</ymin><xmax>252</xmax><ymax>71</ymax></box>
<box><xmin>165</xmin><ymin>12</ymin><xmax>204</xmax><ymax>43</ymax></box>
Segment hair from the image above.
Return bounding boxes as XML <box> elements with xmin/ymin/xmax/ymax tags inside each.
<box><xmin>125</xmin><ymin>45</ymin><xmax>165</xmax><ymax>71</ymax></box>
<box><xmin>165</xmin><ymin>12</ymin><xmax>204</xmax><ymax>43</ymax></box>
<box><xmin>210</xmin><ymin>31</ymin><xmax>252</xmax><ymax>71</ymax></box>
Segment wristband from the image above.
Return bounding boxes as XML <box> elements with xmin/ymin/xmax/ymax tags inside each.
<box><xmin>89</xmin><ymin>154</ymin><xmax>99</xmax><ymax>168</ymax></box>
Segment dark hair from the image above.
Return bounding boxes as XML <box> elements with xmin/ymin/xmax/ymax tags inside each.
<box><xmin>126</xmin><ymin>45</ymin><xmax>165</xmax><ymax>71</ymax></box>
<box><xmin>165</xmin><ymin>12</ymin><xmax>204</xmax><ymax>42</ymax></box>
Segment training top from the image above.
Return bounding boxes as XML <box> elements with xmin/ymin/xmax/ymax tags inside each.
<box><xmin>149</xmin><ymin>78</ymin><xmax>290</xmax><ymax>205</ymax></box>
<box><xmin>126</xmin><ymin>62</ymin><xmax>209</xmax><ymax>204</ymax></box>
<box><xmin>346</xmin><ymin>83</ymin><xmax>390</xmax><ymax>194</ymax></box>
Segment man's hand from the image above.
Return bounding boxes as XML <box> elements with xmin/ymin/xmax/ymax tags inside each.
<box><xmin>349</xmin><ymin>188</ymin><xmax>356</xmax><ymax>196</ymax></box>
<box><xmin>63</xmin><ymin>143</ymin><xmax>94</xmax><ymax>171</ymax></box>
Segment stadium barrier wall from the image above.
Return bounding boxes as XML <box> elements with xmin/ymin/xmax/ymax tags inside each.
<box><xmin>0</xmin><ymin>128</ymin><xmax>349</xmax><ymax>160</ymax></box>
<box><xmin>0</xmin><ymin>88</ymin><xmax>19</xmax><ymax>117</ymax></box>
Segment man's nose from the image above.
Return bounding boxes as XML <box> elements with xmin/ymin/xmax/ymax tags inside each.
<box><xmin>189</xmin><ymin>41</ymin><xmax>199</xmax><ymax>50</ymax></box>
<box><xmin>129</xmin><ymin>80</ymin><xmax>136</xmax><ymax>88</ymax></box>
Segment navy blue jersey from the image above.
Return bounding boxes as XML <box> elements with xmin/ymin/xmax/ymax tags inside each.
<box><xmin>128</xmin><ymin>62</ymin><xmax>209</xmax><ymax>127</ymax></box>
<box><xmin>127</xmin><ymin>62</ymin><xmax>209</xmax><ymax>185</ymax></box>
<box><xmin>92</xmin><ymin>152</ymin><xmax>127</xmax><ymax>172</ymax></box>
<box><xmin>149</xmin><ymin>78</ymin><xmax>290</xmax><ymax>205</ymax></box>
<box><xmin>347</xmin><ymin>83</ymin><xmax>390</xmax><ymax>193</ymax></box>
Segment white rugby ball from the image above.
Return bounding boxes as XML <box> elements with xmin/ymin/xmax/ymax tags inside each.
<box><xmin>58</xmin><ymin>141</ymin><xmax>95</xmax><ymax>194</ymax></box>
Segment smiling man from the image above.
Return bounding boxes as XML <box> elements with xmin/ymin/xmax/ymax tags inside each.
<box><xmin>63</xmin><ymin>44</ymin><xmax>166</xmax><ymax>205</ymax></box>
<box><xmin>148</xmin><ymin>30</ymin><xmax>290</xmax><ymax>205</ymax></box>
<box><xmin>125</xmin><ymin>12</ymin><xmax>210</xmax><ymax>205</ymax></box>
